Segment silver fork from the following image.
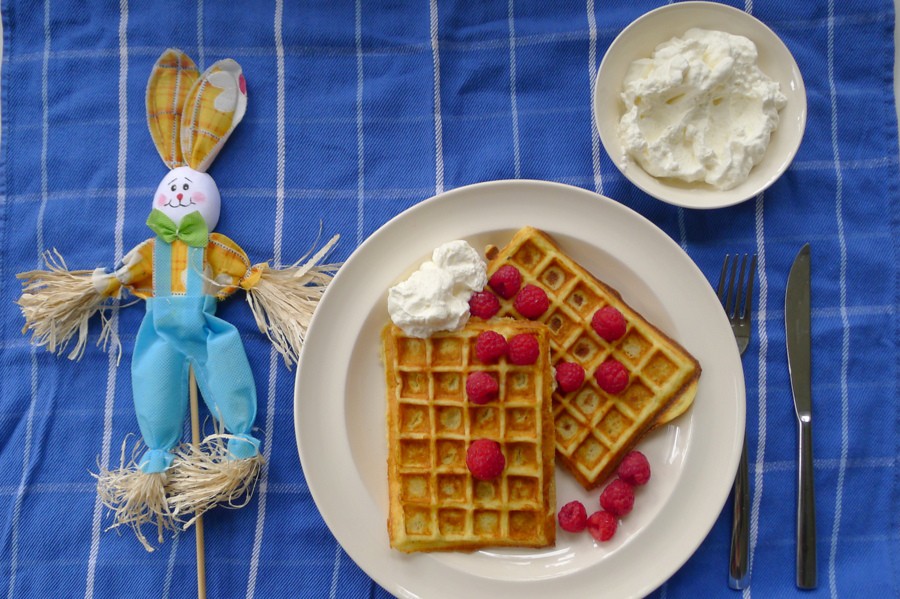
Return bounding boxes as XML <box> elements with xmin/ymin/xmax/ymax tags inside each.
<box><xmin>717</xmin><ymin>253</ymin><xmax>757</xmax><ymax>590</ymax></box>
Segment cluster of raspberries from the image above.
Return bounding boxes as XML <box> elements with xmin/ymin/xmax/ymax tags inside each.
<box><xmin>472</xmin><ymin>329</ymin><xmax>540</xmax><ymax>366</ymax></box>
<box><xmin>464</xmin><ymin>327</ymin><xmax>543</xmax><ymax>480</ymax></box>
<box><xmin>554</xmin><ymin>356</ymin><xmax>628</xmax><ymax>395</ymax></box>
<box><xmin>470</xmin><ymin>265</ymin><xmax>632</xmax><ymax>396</ymax></box>
<box><xmin>468</xmin><ymin>265</ymin><xmax>551</xmax><ymax>321</ymax></box>
<box><xmin>465</xmin><ymin>264</ymin><xmax>643</xmax><ymax>494</ymax></box>
<box><xmin>556</xmin><ymin>451</ymin><xmax>651</xmax><ymax>542</ymax></box>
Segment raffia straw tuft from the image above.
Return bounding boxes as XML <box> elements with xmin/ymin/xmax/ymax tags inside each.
<box><xmin>16</xmin><ymin>249</ymin><xmax>121</xmax><ymax>362</ymax></box>
<box><xmin>245</xmin><ymin>234</ymin><xmax>340</xmax><ymax>368</ymax></box>
<box><xmin>93</xmin><ymin>437</ymin><xmax>179</xmax><ymax>552</ymax></box>
<box><xmin>166</xmin><ymin>433</ymin><xmax>264</xmax><ymax>529</ymax></box>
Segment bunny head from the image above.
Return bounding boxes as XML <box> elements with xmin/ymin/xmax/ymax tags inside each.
<box><xmin>146</xmin><ymin>49</ymin><xmax>247</xmax><ymax>232</ymax></box>
<box><xmin>152</xmin><ymin>167</ymin><xmax>220</xmax><ymax>231</ymax></box>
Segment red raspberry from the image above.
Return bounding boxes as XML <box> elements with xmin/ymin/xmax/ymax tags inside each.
<box><xmin>617</xmin><ymin>451</ymin><xmax>651</xmax><ymax>486</ymax></box>
<box><xmin>599</xmin><ymin>479</ymin><xmax>635</xmax><ymax>517</ymax></box>
<box><xmin>513</xmin><ymin>284</ymin><xmax>550</xmax><ymax>319</ymax></box>
<box><xmin>466</xmin><ymin>371</ymin><xmax>499</xmax><ymax>405</ymax></box>
<box><xmin>555</xmin><ymin>362</ymin><xmax>585</xmax><ymax>393</ymax></box>
<box><xmin>466</xmin><ymin>439</ymin><xmax>505</xmax><ymax>480</ymax></box>
<box><xmin>557</xmin><ymin>500</ymin><xmax>588</xmax><ymax>533</ymax></box>
<box><xmin>507</xmin><ymin>334</ymin><xmax>540</xmax><ymax>365</ymax></box>
<box><xmin>474</xmin><ymin>330</ymin><xmax>508</xmax><ymax>363</ymax></box>
<box><xmin>586</xmin><ymin>511</ymin><xmax>618</xmax><ymax>542</ymax></box>
<box><xmin>488</xmin><ymin>265</ymin><xmax>522</xmax><ymax>299</ymax></box>
<box><xmin>468</xmin><ymin>290</ymin><xmax>501</xmax><ymax>319</ymax></box>
<box><xmin>595</xmin><ymin>359</ymin><xmax>629</xmax><ymax>394</ymax></box>
<box><xmin>591</xmin><ymin>306</ymin><xmax>627</xmax><ymax>341</ymax></box>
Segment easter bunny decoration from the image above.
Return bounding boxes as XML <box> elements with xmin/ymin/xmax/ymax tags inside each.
<box><xmin>16</xmin><ymin>49</ymin><xmax>338</xmax><ymax>551</ymax></box>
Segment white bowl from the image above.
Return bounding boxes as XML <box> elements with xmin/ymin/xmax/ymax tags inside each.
<box><xmin>594</xmin><ymin>1</ymin><xmax>807</xmax><ymax>209</ymax></box>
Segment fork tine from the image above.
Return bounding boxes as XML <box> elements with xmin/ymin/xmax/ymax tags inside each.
<box><xmin>734</xmin><ymin>254</ymin><xmax>748</xmax><ymax>320</ymax></box>
<box><xmin>741</xmin><ymin>254</ymin><xmax>758</xmax><ymax>320</ymax></box>
<box><xmin>724</xmin><ymin>255</ymin><xmax>739</xmax><ymax>317</ymax></box>
<box><xmin>717</xmin><ymin>255</ymin><xmax>730</xmax><ymax>302</ymax></box>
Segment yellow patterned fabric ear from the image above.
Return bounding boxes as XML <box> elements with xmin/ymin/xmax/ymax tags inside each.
<box><xmin>180</xmin><ymin>59</ymin><xmax>248</xmax><ymax>173</ymax></box>
<box><xmin>146</xmin><ymin>49</ymin><xmax>200</xmax><ymax>169</ymax></box>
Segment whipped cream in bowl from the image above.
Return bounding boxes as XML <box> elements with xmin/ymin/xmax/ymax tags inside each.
<box><xmin>594</xmin><ymin>2</ymin><xmax>806</xmax><ymax>209</ymax></box>
<box><xmin>618</xmin><ymin>28</ymin><xmax>787</xmax><ymax>191</ymax></box>
<box><xmin>388</xmin><ymin>240</ymin><xmax>486</xmax><ymax>338</ymax></box>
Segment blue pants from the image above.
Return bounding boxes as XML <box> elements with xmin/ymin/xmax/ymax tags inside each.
<box><xmin>133</xmin><ymin>242</ymin><xmax>260</xmax><ymax>473</ymax></box>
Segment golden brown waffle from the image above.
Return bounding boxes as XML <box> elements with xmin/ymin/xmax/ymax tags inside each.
<box><xmin>485</xmin><ymin>227</ymin><xmax>700</xmax><ymax>490</ymax></box>
<box><xmin>383</xmin><ymin>320</ymin><xmax>556</xmax><ymax>552</ymax></box>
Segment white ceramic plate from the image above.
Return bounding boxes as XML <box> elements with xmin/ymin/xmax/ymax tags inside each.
<box><xmin>594</xmin><ymin>1</ymin><xmax>807</xmax><ymax>209</ymax></box>
<box><xmin>295</xmin><ymin>180</ymin><xmax>744</xmax><ymax>598</ymax></box>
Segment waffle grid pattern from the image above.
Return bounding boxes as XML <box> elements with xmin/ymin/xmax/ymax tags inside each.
<box><xmin>383</xmin><ymin>322</ymin><xmax>555</xmax><ymax>552</ymax></box>
<box><xmin>486</xmin><ymin>227</ymin><xmax>700</xmax><ymax>489</ymax></box>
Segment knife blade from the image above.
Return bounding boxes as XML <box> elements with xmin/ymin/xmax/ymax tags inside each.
<box><xmin>785</xmin><ymin>243</ymin><xmax>816</xmax><ymax>589</ymax></box>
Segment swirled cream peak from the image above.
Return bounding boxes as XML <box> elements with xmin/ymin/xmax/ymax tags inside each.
<box><xmin>618</xmin><ymin>28</ymin><xmax>787</xmax><ymax>190</ymax></box>
<box><xmin>388</xmin><ymin>240</ymin><xmax>487</xmax><ymax>338</ymax></box>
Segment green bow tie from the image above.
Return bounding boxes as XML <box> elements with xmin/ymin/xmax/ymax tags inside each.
<box><xmin>146</xmin><ymin>209</ymin><xmax>209</xmax><ymax>247</ymax></box>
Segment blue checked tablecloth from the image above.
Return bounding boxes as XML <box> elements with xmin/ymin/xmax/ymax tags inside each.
<box><xmin>1</xmin><ymin>0</ymin><xmax>897</xmax><ymax>597</ymax></box>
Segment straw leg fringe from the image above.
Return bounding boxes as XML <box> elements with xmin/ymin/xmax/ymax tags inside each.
<box><xmin>16</xmin><ymin>249</ymin><xmax>121</xmax><ymax>362</ymax></box>
<box><xmin>245</xmin><ymin>234</ymin><xmax>341</xmax><ymax>368</ymax></box>
<box><xmin>93</xmin><ymin>431</ymin><xmax>264</xmax><ymax>549</ymax></box>
<box><xmin>167</xmin><ymin>433</ymin><xmax>264</xmax><ymax>529</ymax></box>
<box><xmin>93</xmin><ymin>437</ymin><xmax>179</xmax><ymax>552</ymax></box>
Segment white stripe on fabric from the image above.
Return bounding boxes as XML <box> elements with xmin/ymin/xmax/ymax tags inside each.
<box><xmin>7</xmin><ymin>1</ymin><xmax>52</xmax><ymax>596</ymax></box>
<box><xmin>355</xmin><ymin>0</ymin><xmax>366</xmax><ymax>244</ymax></box>
<box><xmin>85</xmin><ymin>328</ymin><xmax>120</xmax><ymax>595</ymax></box>
<box><xmin>162</xmin><ymin>420</ymin><xmax>190</xmax><ymax>598</ymax></box>
<box><xmin>272</xmin><ymin>0</ymin><xmax>286</xmax><ymax>267</ymax></box>
<box><xmin>246</xmin><ymin>349</ymin><xmax>278</xmax><ymax>599</ymax></box>
<box><xmin>7</xmin><ymin>352</ymin><xmax>38</xmax><ymax>599</ymax></box>
<box><xmin>0</xmin><ymin>447</ymin><xmax>891</xmax><ymax>500</ymax></box>
<box><xmin>748</xmin><ymin>191</ymin><xmax>769</xmax><ymax>598</ymax></box>
<box><xmin>0</xmin><ymin>454</ymin><xmax>890</xmax><ymax>497</ymax></box>
<box><xmin>7</xmin><ymin>150</ymin><xmax>900</xmax><ymax>206</ymax></box>
<box><xmin>762</xmin><ymin>457</ymin><xmax>895</xmax><ymax>471</ymax></box>
<box><xmin>507</xmin><ymin>0</ymin><xmax>521</xmax><ymax>178</ymax></box>
<box><xmin>825</xmin><ymin>3</ymin><xmax>850</xmax><ymax>596</ymax></box>
<box><xmin>429</xmin><ymin>0</ymin><xmax>445</xmax><ymax>194</ymax></box>
<box><xmin>161</xmin><ymin>532</ymin><xmax>181</xmax><ymax>599</ymax></box>
<box><xmin>328</xmin><ymin>543</ymin><xmax>342</xmax><ymax>599</ymax></box>
<box><xmin>196</xmin><ymin>0</ymin><xmax>205</xmax><ymax>69</ymax></box>
<box><xmin>744</xmin><ymin>7</ymin><xmax>762</xmax><ymax>597</ymax></box>
<box><xmin>334</xmin><ymin>13</ymin><xmax>363</xmax><ymax>589</ymax></box>
<box><xmin>792</xmin><ymin>155</ymin><xmax>896</xmax><ymax>171</ymax></box>
<box><xmin>35</xmin><ymin>0</ymin><xmax>50</xmax><ymax>257</ymax></box>
<box><xmin>7</xmin><ymin>10</ymin><xmax>895</xmax><ymax>65</ymax></box>
<box><xmin>585</xmin><ymin>0</ymin><xmax>603</xmax><ymax>195</ymax></box>
<box><xmin>677</xmin><ymin>209</ymin><xmax>687</xmax><ymax>251</ymax></box>
<box><xmin>85</xmin><ymin>2</ymin><xmax>128</xmax><ymax>596</ymax></box>
<box><xmin>0</xmin><ymin>483</ymin><xmax>96</xmax><ymax>495</ymax></box>
<box><xmin>247</xmin><ymin>2</ymin><xmax>286</xmax><ymax>595</ymax></box>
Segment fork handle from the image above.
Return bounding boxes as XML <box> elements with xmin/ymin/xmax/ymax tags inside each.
<box><xmin>728</xmin><ymin>433</ymin><xmax>750</xmax><ymax>589</ymax></box>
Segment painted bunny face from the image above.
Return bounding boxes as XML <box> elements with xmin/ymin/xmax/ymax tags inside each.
<box><xmin>153</xmin><ymin>166</ymin><xmax>220</xmax><ymax>231</ymax></box>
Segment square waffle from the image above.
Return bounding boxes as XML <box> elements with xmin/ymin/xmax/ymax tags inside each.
<box><xmin>485</xmin><ymin>227</ymin><xmax>701</xmax><ymax>490</ymax></box>
<box><xmin>383</xmin><ymin>320</ymin><xmax>556</xmax><ymax>552</ymax></box>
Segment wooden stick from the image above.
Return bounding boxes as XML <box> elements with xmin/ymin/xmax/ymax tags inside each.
<box><xmin>189</xmin><ymin>367</ymin><xmax>207</xmax><ymax>599</ymax></box>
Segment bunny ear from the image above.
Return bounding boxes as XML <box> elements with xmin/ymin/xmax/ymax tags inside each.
<box><xmin>146</xmin><ymin>49</ymin><xmax>200</xmax><ymax>169</ymax></box>
<box><xmin>180</xmin><ymin>59</ymin><xmax>248</xmax><ymax>172</ymax></box>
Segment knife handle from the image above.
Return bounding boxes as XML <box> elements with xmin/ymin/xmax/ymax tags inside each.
<box><xmin>728</xmin><ymin>433</ymin><xmax>751</xmax><ymax>589</ymax></box>
<box><xmin>796</xmin><ymin>418</ymin><xmax>817</xmax><ymax>589</ymax></box>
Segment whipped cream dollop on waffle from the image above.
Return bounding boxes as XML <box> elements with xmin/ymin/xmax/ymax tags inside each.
<box><xmin>388</xmin><ymin>240</ymin><xmax>486</xmax><ymax>338</ymax></box>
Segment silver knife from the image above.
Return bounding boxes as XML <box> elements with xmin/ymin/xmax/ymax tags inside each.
<box><xmin>785</xmin><ymin>243</ymin><xmax>816</xmax><ymax>589</ymax></box>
